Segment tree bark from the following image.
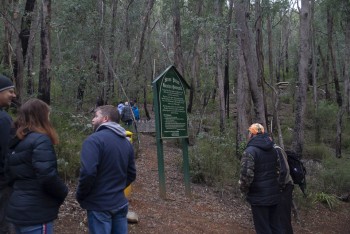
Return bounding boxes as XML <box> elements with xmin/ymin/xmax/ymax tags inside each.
<box><xmin>187</xmin><ymin>0</ymin><xmax>203</xmax><ymax>114</ymax></box>
<box><xmin>37</xmin><ymin>0</ymin><xmax>51</xmax><ymax>104</ymax></box>
<box><xmin>224</xmin><ymin>0</ymin><xmax>233</xmax><ymax>118</ymax></box>
<box><xmin>138</xmin><ymin>0</ymin><xmax>155</xmax><ymax>120</ymax></box>
<box><xmin>26</xmin><ymin>4</ymin><xmax>39</xmax><ymax>95</ymax></box>
<box><xmin>214</xmin><ymin>0</ymin><xmax>225</xmax><ymax>131</ymax></box>
<box><xmin>96</xmin><ymin>0</ymin><xmax>106</xmax><ymax>106</ymax></box>
<box><xmin>327</xmin><ymin>8</ymin><xmax>342</xmax><ymax>107</ymax></box>
<box><xmin>106</xmin><ymin>0</ymin><xmax>118</xmax><ymax>104</ymax></box>
<box><xmin>1</xmin><ymin>0</ymin><xmax>12</xmax><ymax>72</ymax></box>
<box><xmin>292</xmin><ymin>0</ymin><xmax>311</xmax><ymax>157</ymax></box>
<box><xmin>310</xmin><ymin>0</ymin><xmax>320</xmax><ymax>143</ymax></box>
<box><xmin>234</xmin><ymin>0</ymin><xmax>266</xmax><ymax>127</ymax></box>
<box><xmin>235</xmin><ymin>37</ymin><xmax>251</xmax><ymax>156</ymax></box>
<box><xmin>335</xmin><ymin>12</ymin><xmax>350</xmax><ymax>158</ymax></box>
<box><xmin>173</xmin><ymin>0</ymin><xmax>184</xmax><ymax>76</ymax></box>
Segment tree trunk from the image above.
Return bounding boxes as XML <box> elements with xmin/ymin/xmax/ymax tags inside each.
<box><xmin>96</xmin><ymin>0</ymin><xmax>106</xmax><ymax>106</ymax></box>
<box><xmin>37</xmin><ymin>0</ymin><xmax>51</xmax><ymax>104</ymax></box>
<box><xmin>346</xmin><ymin>17</ymin><xmax>350</xmax><ymax>115</ymax></box>
<box><xmin>310</xmin><ymin>0</ymin><xmax>320</xmax><ymax>143</ymax></box>
<box><xmin>335</xmin><ymin>13</ymin><xmax>350</xmax><ymax>158</ymax></box>
<box><xmin>27</xmin><ymin>4</ymin><xmax>39</xmax><ymax>95</ymax></box>
<box><xmin>2</xmin><ymin>0</ymin><xmax>12</xmax><ymax>72</ymax></box>
<box><xmin>234</xmin><ymin>0</ymin><xmax>266</xmax><ymax>127</ymax></box>
<box><xmin>138</xmin><ymin>0</ymin><xmax>155</xmax><ymax>120</ymax></box>
<box><xmin>173</xmin><ymin>0</ymin><xmax>184</xmax><ymax>76</ymax></box>
<box><xmin>20</xmin><ymin>0</ymin><xmax>36</xmax><ymax>65</ymax></box>
<box><xmin>327</xmin><ymin>8</ymin><xmax>342</xmax><ymax>107</ymax></box>
<box><xmin>187</xmin><ymin>1</ymin><xmax>203</xmax><ymax>114</ymax></box>
<box><xmin>224</xmin><ymin>0</ymin><xmax>233</xmax><ymax>118</ymax></box>
<box><xmin>255</xmin><ymin>0</ymin><xmax>269</xmax><ymax>131</ymax></box>
<box><xmin>318</xmin><ymin>45</ymin><xmax>330</xmax><ymax>101</ymax></box>
<box><xmin>214</xmin><ymin>0</ymin><xmax>225</xmax><ymax>132</ymax></box>
<box><xmin>291</xmin><ymin>0</ymin><xmax>311</xmax><ymax>157</ymax></box>
<box><xmin>14</xmin><ymin>38</ymin><xmax>24</xmax><ymax>104</ymax></box>
<box><xmin>235</xmin><ymin>38</ymin><xmax>251</xmax><ymax>156</ymax></box>
<box><xmin>125</xmin><ymin>0</ymin><xmax>134</xmax><ymax>50</ymax></box>
<box><xmin>106</xmin><ymin>0</ymin><xmax>118</xmax><ymax>104</ymax></box>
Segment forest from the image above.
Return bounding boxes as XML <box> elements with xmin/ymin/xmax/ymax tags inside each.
<box><xmin>1</xmin><ymin>0</ymin><xmax>350</xmax><ymax>214</ymax></box>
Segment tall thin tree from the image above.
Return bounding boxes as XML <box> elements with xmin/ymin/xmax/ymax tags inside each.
<box><xmin>291</xmin><ymin>0</ymin><xmax>311</xmax><ymax>156</ymax></box>
<box><xmin>37</xmin><ymin>0</ymin><xmax>51</xmax><ymax>104</ymax></box>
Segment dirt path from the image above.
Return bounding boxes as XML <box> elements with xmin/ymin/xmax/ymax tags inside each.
<box><xmin>55</xmin><ymin>133</ymin><xmax>350</xmax><ymax>234</ymax></box>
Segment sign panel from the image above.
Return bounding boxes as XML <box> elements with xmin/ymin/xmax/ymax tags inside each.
<box><xmin>159</xmin><ymin>69</ymin><xmax>188</xmax><ymax>138</ymax></box>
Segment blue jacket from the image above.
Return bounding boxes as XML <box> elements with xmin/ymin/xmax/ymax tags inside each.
<box><xmin>6</xmin><ymin>132</ymin><xmax>68</xmax><ymax>226</ymax></box>
<box><xmin>0</xmin><ymin>109</ymin><xmax>13</xmax><ymax>180</ymax></box>
<box><xmin>240</xmin><ymin>133</ymin><xmax>281</xmax><ymax>206</ymax></box>
<box><xmin>76</xmin><ymin>122</ymin><xmax>136</xmax><ymax>211</ymax></box>
<box><xmin>132</xmin><ymin>106</ymin><xmax>140</xmax><ymax>120</ymax></box>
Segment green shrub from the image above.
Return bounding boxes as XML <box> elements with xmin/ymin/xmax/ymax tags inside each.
<box><xmin>303</xmin><ymin>144</ymin><xmax>332</xmax><ymax>160</ymax></box>
<box><xmin>317</xmin><ymin>101</ymin><xmax>338</xmax><ymax>131</ymax></box>
<box><xmin>319</xmin><ymin>155</ymin><xmax>350</xmax><ymax>194</ymax></box>
<box><xmin>51</xmin><ymin>111</ymin><xmax>92</xmax><ymax>181</ymax></box>
<box><xmin>312</xmin><ymin>192</ymin><xmax>340</xmax><ymax>210</ymax></box>
<box><xmin>189</xmin><ymin>126</ymin><xmax>240</xmax><ymax>189</ymax></box>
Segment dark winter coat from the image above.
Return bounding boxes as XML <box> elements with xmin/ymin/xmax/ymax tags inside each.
<box><xmin>121</xmin><ymin>104</ymin><xmax>133</xmax><ymax>122</ymax></box>
<box><xmin>76</xmin><ymin>122</ymin><xmax>136</xmax><ymax>211</ymax></box>
<box><xmin>0</xmin><ymin>109</ymin><xmax>13</xmax><ymax>179</ymax></box>
<box><xmin>239</xmin><ymin>133</ymin><xmax>281</xmax><ymax>206</ymax></box>
<box><xmin>6</xmin><ymin>132</ymin><xmax>68</xmax><ymax>226</ymax></box>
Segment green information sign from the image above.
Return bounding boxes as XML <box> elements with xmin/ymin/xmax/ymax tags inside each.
<box><xmin>152</xmin><ymin>66</ymin><xmax>191</xmax><ymax>198</ymax></box>
<box><xmin>159</xmin><ymin>70</ymin><xmax>188</xmax><ymax>138</ymax></box>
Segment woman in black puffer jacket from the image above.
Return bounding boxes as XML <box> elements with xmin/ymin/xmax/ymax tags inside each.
<box><xmin>6</xmin><ymin>98</ymin><xmax>68</xmax><ymax>234</ymax></box>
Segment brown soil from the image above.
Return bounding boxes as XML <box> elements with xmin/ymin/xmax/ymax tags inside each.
<box><xmin>55</xmin><ymin>133</ymin><xmax>350</xmax><ymax>234</ymax></box>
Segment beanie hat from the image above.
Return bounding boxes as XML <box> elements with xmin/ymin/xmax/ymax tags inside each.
<box><xmin>248</xmin><ymin>123</ymin><xmax>265</xmax><ymax>135</ymax></box>
<box><xmin>0</xmin><ymin>75</ymin><xmax>14</xmax><ymax>92</ymax></box>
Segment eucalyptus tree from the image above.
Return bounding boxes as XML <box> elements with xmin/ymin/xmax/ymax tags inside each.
<box><xmin>37</xmin><ymin>0</ymin><xmax>51</xmax><ymax>104</ymax></box>
<box><xmin>234</xmin><ymin>0</ymin><xmax>267</xmax><ymax>129</ymax></box>
<box><xmin>291</xmin><ymin>0</ymin><xmax>310</xmax><ymax>157</ymax></box>
<box><xmin>186</xmin><ymin>0</ymin><xmax>203</xmax><ymax>114</ymax></box>
<box><xmin>214</xmin><ymin>0</ymin><xmax>226</xmax><ymax>131</ymax></box>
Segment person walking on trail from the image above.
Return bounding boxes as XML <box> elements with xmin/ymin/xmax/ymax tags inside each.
<box><xmin>121</xmin><ymin>102</ymin><xmax>133</xmax><ymax>126</ymax></box>
<box><xmin>0</xmin><ymin>74</ymin><xmax>16</xmax><ymax>234</ymax></box>
<box><xmin>274</xmin><ymin>144</ymin><xmax>294</xmax><ymax>234</ymax></box>
<box><xmin>131</xmin><ymin>102</ymin><xmax>140</xmax><ymax>121</ymax></box>
<box><xmin>6</xmin><ymin>98</ymin><xmax>68</xmax><ymax>234</ymax></box>
<box><xmin>76</xmin><ymin>105</ymin><xmax>136</xmax><ymax>234</ymax></box>
<box><xmin>117</xmin><ymin>101</ymin><xmax>124</xmax><ymax>115</ymax></box>
<box><xmin>239</xmin><ymin>123</ymin><xmax>282</xmax><ymax>234</ymax></box>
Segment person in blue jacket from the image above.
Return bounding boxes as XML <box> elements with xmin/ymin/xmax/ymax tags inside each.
<box><xmin>131</xmin><ymin>102</ymin><xmax>140</xmax><ymax>121</ymax></box>
<box><xmin>76</xmin><ymin>105</ymin><xmax>136</xmax><ymax>234</ymax></box>
<box><xmin>0</xmin><ymin>74</ymin><xmax>16</xmax><ymax>234</ymax></box>
<box><xmin>6</xmin><ymin>98</ymin><xmax>68</xmax><ymax>234</ymax></box>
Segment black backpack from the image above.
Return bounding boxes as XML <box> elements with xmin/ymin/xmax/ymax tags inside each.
<box><xmin>285</xmin><ymin>150</ymin><xmax>307</xmax><ymax>195</ymax></box>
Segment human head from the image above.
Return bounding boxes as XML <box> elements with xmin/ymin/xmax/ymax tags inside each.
<box><xmin>92</xmin><ymin>105</ymin><xmax>120</xmax><ymax>131</ymax></box>
<box><xmin>0</xmin><ymin>74</ymin><xmax>16</xmax><ymax>108</ymax></box>
<box><xmin>15</xmin><ymin>98</ymin><xmax>58</xmax><ymax>144</ymax></box>
<box><xmin>248</xmin><ymin>123</ymin><xmax>265</xmax><ymax>138</ymax></box>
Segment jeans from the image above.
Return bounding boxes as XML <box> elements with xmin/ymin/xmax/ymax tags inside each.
<box><xmin>87</xmin><ymin>204</ymin><xmax>128</xmax><ymax>234</ymax></box>
<box><xmin>14</xmin><ymin>222</ymin><xmax>53</xmax><ymax>234</ymax></box>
